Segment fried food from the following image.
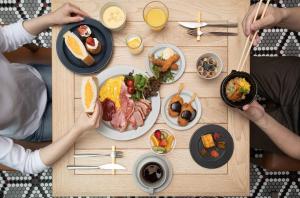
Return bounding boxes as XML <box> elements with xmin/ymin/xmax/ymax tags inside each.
<box><xmin>161</xmin><ymin>54</ymin><xmax>180</xmax><ymax>72</ymax></box>
<box><xmin>177</xmin><ymin>93</ymin><xmax>197</xmax><ymax>126</ymax></box>
<box><xmin>168</xmin><ymin>84</ymin><xmax>184</xmax><ymax>117</ymax></box>
<box><xmin>150</xmin><ymin>53</ymin><xmax>180</xmax><ymax>70</ymax></box>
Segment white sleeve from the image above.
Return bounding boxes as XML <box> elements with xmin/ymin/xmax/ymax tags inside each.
<box><xmin>0</xmin><ymin>20</ymin><xmax>35</xmax><ymax>53</ymax></box>
<box><xmin>0</xmin><ymin>136</ymin><xmax>48</xmax><ymax>174</ymax></box>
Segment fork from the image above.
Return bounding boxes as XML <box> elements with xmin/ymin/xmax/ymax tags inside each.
<box><xmin>73</xmin><ymin>151</ymin><xmax>124</xmax><ymax>158</ymax></box>
<box><xmin>187</xmin><ymin>29</ymin><xmax>238</xmax><ymax>37</ymax></box>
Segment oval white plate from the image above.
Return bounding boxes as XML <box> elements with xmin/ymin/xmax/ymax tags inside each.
<box><xmin>161</xmin><ymin>90</ymin><xmax>202</xmax><ymax>131</ymax></box>
<box><xmin>146</xmin><ymin>44</ymin><xmax>186</xmax><ymax>84</ymax></box>
<box><xmin>96</xmin><ymin>66</ymin><xmax>160</xmax><ymax>141</ymax></box>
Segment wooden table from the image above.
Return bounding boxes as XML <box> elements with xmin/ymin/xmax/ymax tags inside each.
<box><xmin>52</xmin><ymin>0</ymin><xmax>250</xmax><ymax>196</ymax></box>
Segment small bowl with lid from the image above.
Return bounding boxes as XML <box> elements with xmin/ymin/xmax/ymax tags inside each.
<box><xmin>100</xmin><ymin>2</ymin><xmax>127</xmax><ymax>31</ymax></box>
<box><xmin>196</xmin><ymin>53</ymin><xmax>223</xmax><ymax>80</ymax></box>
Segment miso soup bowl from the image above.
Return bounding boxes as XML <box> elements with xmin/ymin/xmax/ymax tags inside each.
<box><xmin>220</xmin><ymin>70</ymin><xmax>257</xmax><ymax>109</ymax></box>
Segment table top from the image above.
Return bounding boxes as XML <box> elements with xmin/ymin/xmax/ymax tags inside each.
<box><xmin>52</xmin><ymin>0</ymin><xmax>250</xmax><ymax>196</ymax></box>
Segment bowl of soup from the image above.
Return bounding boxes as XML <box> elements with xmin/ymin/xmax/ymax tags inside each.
<box><xmin>100</xmin><ymin>2</ymin><xmax>126</xmax><ymax>31</ymax></box>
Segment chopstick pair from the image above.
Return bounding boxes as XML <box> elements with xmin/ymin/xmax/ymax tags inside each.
<box><xmin>237</xmin><ymin>0</ymin><xmax>271</xmax><ymax>72</ymax></box>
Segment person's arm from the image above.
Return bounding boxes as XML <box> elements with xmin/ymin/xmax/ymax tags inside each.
<box><xmin>0</xmin><ymin>137</ymin><xmax>48</xmax><ymax>174</ymax></box>
<box><xmin>0</xmin><ymin>102</ymin><xmax>102</xmax><ymax>174</ymax></box>
<box><xmin>23</xmin><ymin>3</ymin><xmax>89</xmax><ymax>36</ymax></box>
<box><xmin>0</xmin><ymin>3</ymin><xmax>88</xmax><ymax>53</ymax></box>
<box><xmin>241</xmin><ymin>101</ymin><xmax>300</xmax><ymax>160</ymax></box>
<box><xmin>40</xmin><ymin>102</ymin><xmax>102</xmax><ymax>166</ymax></box>
<box><xmin>242</xmin><ymin>3</ymin><xmax>300</xmax><ymax>46</ymax></box>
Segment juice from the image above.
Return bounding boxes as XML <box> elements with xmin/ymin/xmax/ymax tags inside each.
<box><xmin>143</xmin><ymin>1</ymin><xmax>169</xmax><ymax>31</ymax></box>
<box><xmin>145</xmin><ymin>8</ymin><xmax>167</xmax><ymax>30</ymax></box>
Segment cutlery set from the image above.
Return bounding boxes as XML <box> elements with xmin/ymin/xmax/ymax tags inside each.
<box><xmin>178</xmin><ymin>21</ymin><xmax>238</xmax><ymax>37</ymax></box>
<box><xmin>68</xmin><ymin>150</ymin><xmax>125</xmax><ymax>171</ymax></box>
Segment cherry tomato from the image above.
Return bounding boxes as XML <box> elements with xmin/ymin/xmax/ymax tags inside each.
<box><xmin>210</xmin><ymin>150</ymin><xmax>219</xmax><ymax>158</ymax></box>
<box><xmin>127</xmin><ymin>86</ymin><xmax>135</xmax><ymax>94</ymax></box>
<box><xmin>126</xmin><ymin>79</ymin><xmax>134</xmax><ymax>87</ymax></box>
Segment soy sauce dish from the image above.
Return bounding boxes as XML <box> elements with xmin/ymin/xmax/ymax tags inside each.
<box><xmin>220</xmin><ymin>70</ymin><xmax>257</xmax><ymax>108</ymax></box>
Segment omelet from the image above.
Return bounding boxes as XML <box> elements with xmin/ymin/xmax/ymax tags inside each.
<box><xmin>99</xmin><ymin>76</ymin><xmax>125</xmax><ymax>109</ymax></box>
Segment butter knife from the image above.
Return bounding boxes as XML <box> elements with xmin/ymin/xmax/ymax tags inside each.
<box><xmin>67</xmin><ymin>163</ymin><xmax>125</xmax><ymax>170</ymax></box>
<box><xmin>179</xmin><ymin>21</ymin><xmax>238</xmax><ymax>29</ymax></box>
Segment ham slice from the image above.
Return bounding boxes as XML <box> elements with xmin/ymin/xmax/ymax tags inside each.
<box><xmin>136</xmin><ymin>101</ymin><xmax>151</xmax><ymax>115</ymax></box>
<box><xmin>133</xmin><ymin>111</ymin><xmax>144</xmax><ymax>127</ymax></box>
<box><xmin>110</xmin><ymin>110</ymin><xmax>128</xmax><ymax>132</ymax></box>
<box><xmin>128</xmin><ymin>114</ymin><xmax>137</xmax><ymax>129</ymax></box>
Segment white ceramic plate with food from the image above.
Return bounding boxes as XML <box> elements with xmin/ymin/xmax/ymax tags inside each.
<box><xmin>161</xmin><ymin>90</ymin><xmax>202</xmax><ymax>131</ymax></box>
<box><xmin>146</xmin><ymin>44</ymin><xmax>186</xmax><ymax>84</ymax></box>
<box><xmin>96</xmin><ymin>66</ymin><xmax>160</xmax><ymax>141</ymax></box>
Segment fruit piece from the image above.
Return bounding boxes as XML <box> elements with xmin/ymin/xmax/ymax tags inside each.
<box><xmin>127</xmin><ymin>37</ymin><xmax>141</xmax><ymax>49</ymax></box>
<box><xmin>154</xmin><ymin>130</ymin><xmax>162</xmax><ymax>140</ymax></box>
<box><xmin>159</xmin><ymin>139</ymin><xmax>168</xmax><ymax>147</ymax></box>
<box><xmin>150</xmin><ymin>134</ymin><xmax>159</xmax><ymax>147</ymax></box>
<box><xmin>213</xmin><ymin>132</ymin><xmax>221</xmax><ymax>140</ymax></box>
<box><xmin>200</xmin><ymin>148</ymin><xmax>208</xmax><ymax>157</ymax></box>
<box><xmin>217</xmin><ymin>141</ymin><xmax>226</xmax><ymax>150</ymax></box>
<box><xmin>166</xmin><ymin>135</ymin><xmax>174</xmax><ymax>151</ymax></box>
<box><xmin>152</xmin><ymin>146</ymin><xmax>167</xmax><ymax>154</ymax></box>
<box><xmin>63</xmin><ymin>31</ymin><xmax>95</xmax><ymax>66</ymax></box>
<box><xmin>86</xmin><ymin>36</ymin><xmax>95</xmax><ymax>46</ymax></box>
<box><xmin>127</xmin><ymin>86</ymin><xmax>135</xmax><ymax>94</ymax></box>
<box><xmin>210</xmin><ymin>150</ymin><xmax>219</xmax><ymax>158</ymax></box>
<box><xmin>161</xmin><ymin>131</ymin><xmax>168</xmax><ymax>139</ymax></box>
<box><xmin>81</xmin><ymin>77</ymin><xmax>98</xmax><ymax>113</ymax></box>
<box><xmin>126</xmin><ymin>79</ymin><xmax>134</xmax><ymax>87</ymax></box>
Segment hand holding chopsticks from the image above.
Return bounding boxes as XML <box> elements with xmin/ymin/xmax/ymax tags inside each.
<box><xmin>237</xmin><ymin>0</ymin><xmax>271</xmax><ymax>72</ymax></box>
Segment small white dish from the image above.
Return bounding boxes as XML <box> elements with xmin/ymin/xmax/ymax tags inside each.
<box><xmin>146</xmin><ymin>44</ymin><xmax>186</xmax><ymax>84</ymax></box>
<box><xmin>161</xmin><ymin>90</ymin><xmax>202</xmax><ymax>131</ymax></box>
<box><xmin>196</xmin><ymin>52</ymin><xmax>223</xmax><ymax>80</ymax></box>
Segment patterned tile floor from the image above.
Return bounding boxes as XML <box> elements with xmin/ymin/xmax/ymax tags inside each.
<box><xmin>0</xmin><ymin>0</ymin><xmax>300</xmax><ymax>197</ymax></box>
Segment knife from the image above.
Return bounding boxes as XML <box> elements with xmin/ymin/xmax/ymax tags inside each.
<box><xmin>67</xmin><ymin>163</ymin><xmax>126</xmax><ymax>170</ymax></box>
<box><xmin>178</xmin><ymin>21</ymin><xmax>238</xmax><ymax>29</ymax></box>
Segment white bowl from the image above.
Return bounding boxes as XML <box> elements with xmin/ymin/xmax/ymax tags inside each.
<box><xmin>99</xmin><ymin>2</ymin><xmax>127</xmax><ymax>31</ymax></box>
<box><xmin>196</xmin><ymin>52</ymin><xmax>224</xmax><ymax>80</ymax></box>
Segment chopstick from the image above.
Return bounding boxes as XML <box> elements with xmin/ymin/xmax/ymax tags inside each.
<box><xmin>237</xmin><ymin>0</ymin><xmax>271</xmax><ymax>72</ymax></box>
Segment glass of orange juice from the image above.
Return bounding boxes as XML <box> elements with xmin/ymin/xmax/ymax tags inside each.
<box><xmin>126</xmin><ymin>34</ymin><xmax>144</xmax><ymax>55</ymax></box>
<box><xmin>143</xmin><ymin>1</ymin><xmax>169</xmax><ymax>31</ymax></box>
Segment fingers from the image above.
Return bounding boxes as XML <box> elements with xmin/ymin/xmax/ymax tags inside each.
<box><xmin>251</xmin><ymin>15</ymin><xmax>273</xmax><ymax>32</ymax></box>
<box><xmin>91</xmin><ymin>101</ymin><xmax>101</xmax><ymax>120</ymax></box>
<box><xmin>66</xmin><ymin>16</ymin><xmax>84</xmax><ymax>23</ymax></box>
<box><xmin>70</xmin><ymin>6</ymin><xmax>90</xmax><ymax>18</ymax></box>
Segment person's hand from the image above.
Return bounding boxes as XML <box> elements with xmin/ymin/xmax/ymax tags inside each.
<box><xmin>242</xmin><ymin>3</ymin><xmax>284</xmax><ymax>46</ymax></box>
<box><xmin>49</xmin><ymin>3</ymin><xmax>90</xmax><ymax>25</ymax></box>
<box><xmin>239</xmin><ymin>100</ymin><xmax>266</xmax><ymax>123</ymax></box>
<box><xmin>74</xmin><ymin>101</ymin><xmax>103</xmax><ymax>132</ymax></box>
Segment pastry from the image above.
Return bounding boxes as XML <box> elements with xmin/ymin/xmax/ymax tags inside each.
<box><xmin>63</xmin><ymin>31</ymin><xmax>95</xmax><ymax>66</ymax></box>
<box><xmin>85</xmin><ymin>36</ymin><xmax>102</xmax><ymax>55</ymax></box>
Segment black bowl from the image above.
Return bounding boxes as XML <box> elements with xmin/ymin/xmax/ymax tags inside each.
<box><xmin>220</xmin><ymin>70</ymin><xmax>257</xmax><ymax>108</ymax></box>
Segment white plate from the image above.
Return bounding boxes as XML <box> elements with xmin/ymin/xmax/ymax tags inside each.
<box><xmin>96</xmin><ymin>66</ymin><xmax>161</xmax><ymax>141</ymax></box>
<box><xmin>146</xmin><ymin>44</ymin><xmax>186</xmax><ymax>84</ymax></box>
<box><xmin>161</xmin><ymin>90</ymin><xmax>202</xmax><ymax>131</ymax></box>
